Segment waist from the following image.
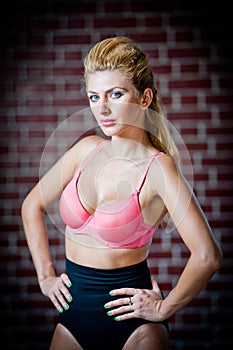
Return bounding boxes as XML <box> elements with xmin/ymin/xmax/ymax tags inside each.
<box><xmin>65</xmin><ymin>232</ymin><xmax>151</xmax><ymax>269</ymax></box>
<box><xmin>65</xmin><ymin>256</ymin><xmax>150</xmax><ymax>282</ymax></box>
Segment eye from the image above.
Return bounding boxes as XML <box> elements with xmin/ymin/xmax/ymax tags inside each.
<box><xmin>89</xmin><ymin>95</ymin><xmax>99</xmax><ymax>102</ymax></box>
<box><xmin>111</xmin><ymin>91</ymin><xmax>123</xmax><ymax>99</ymax></box>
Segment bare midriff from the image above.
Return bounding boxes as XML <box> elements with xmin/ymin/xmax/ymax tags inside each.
<box><xmin>65</xmin><ymin>228</ymin><xmax>152</xmax><ymax>269</ymax></box>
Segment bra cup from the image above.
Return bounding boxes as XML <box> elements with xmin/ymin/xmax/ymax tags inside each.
<box><xmin>92</xmin><ymin>201</ymin><xmax>142</xmax><ymax>243</ymax></box>
<box><xmin>59</xmin><ymin>177</ymin><xmax>90</xmax><ymax>229</ymax></box>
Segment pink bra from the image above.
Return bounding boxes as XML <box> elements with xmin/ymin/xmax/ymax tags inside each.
<box><xmin>59</xmin><ymin>140</ymin><xmax>162</xmax><ymax>249</ymax></box>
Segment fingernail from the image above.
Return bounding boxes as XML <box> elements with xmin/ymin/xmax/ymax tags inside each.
<box><xmin>67</xmin><ymin>296</ymin><xmax>73</xmax><ymax>302</ymax></box>
<box><xmin>58</xmin><ymin>308</ymin><xmax>63</xmax><ymax>313</ymax></box>
<box><xmin>109</xmin><ymin>291</ymin><xmax>115</xmax><ymax>296</ymax></box>
<box><xmin>114</xmin><ymin>317</ymin><xmax>119</xmax><ymax>321</ymax></box>
<box><xmin>64</xmin><ymin>304</ymin><xmax>69</xmax><ymax>310</ymax></box>
<box><xmin>107</xmin><ymin>311</ymin><xmax>112</xmax><ymax>316</ymax></box>
<box><xmin>104</xmin><ymin>303</ymin><xmax>109</xmax><ymax>309</ymax></box>
<box><xmin>67</xmin><ymin>282</ymin><xmax>72</xmax><ymax>288</ymax></box>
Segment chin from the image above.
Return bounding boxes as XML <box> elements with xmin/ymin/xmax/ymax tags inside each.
<box><xmin>99</xmin><ymin>125</ymin><xmax>122</xmax><ymax>138</ymax></box>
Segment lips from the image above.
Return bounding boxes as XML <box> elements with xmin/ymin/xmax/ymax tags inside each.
<box><xmin>100</xmin><ymin>119</ymin><xmax>116</xmax><ymax>127</ymax></box>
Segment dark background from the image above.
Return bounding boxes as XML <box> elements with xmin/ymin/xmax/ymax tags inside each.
<box><xmin>0</xmin><ymin>0</ymin><xmax>233</xmax><ymax>349</ymax></box>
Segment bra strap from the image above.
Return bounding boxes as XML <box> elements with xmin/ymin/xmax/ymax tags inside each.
<box><xmin>135</xmin><ymin>152</ymin><xmax>163</xmax><ymax>193</ymax></box>
<box><xmin>80</xmin><ymin>140</ymin><xmax>110</xmax><ymax>172</ymax></box>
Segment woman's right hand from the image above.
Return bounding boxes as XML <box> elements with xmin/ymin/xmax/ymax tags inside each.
<box><xmin>39</xmin><ymin>273</ymin><xmax>73</xmax><ymax>313</ymax></box>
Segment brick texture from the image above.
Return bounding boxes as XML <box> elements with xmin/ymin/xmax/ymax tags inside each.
<box><xmin>1</xmin><ymin>0</ymin><xmax>232</xmax><ymax>349</ymax></box>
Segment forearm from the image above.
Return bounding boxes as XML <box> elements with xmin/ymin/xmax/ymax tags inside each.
<box><xmin>21</xmin><ymin>199</ymin><xmax>56</xmax><ymax>283</ymax></box>
<box><xmin>160</xmin><ymin>253</ymin><xmax>221</xmax><ymax>319</ymax></box>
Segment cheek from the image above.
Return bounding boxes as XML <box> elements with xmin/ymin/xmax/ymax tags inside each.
<box><xmin>90</xmin><ymin>104</ymin><xmax>99</xmax><ymax>119</ymax></box>
<box><xmin>119</xmin><ymin>104</ymin><xmax>141</xmax><ymax>120</ymax></box>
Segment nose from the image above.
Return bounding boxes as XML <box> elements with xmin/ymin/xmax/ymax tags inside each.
<box><xmin>99</xmin><ymin>101</ymin><xmax>111</xmax><ymax>116</ymax></box>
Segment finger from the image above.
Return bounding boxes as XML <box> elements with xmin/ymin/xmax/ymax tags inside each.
<box><xmin>104</xmin><ymin>295</ymin><xmax>135</xmax><ymax>310</ymax></box>
<box><xmin>50</xmin><ymin>290</ymin><xmax>70</xmax><ymax>313</ymax></box>
<box><xmin>55</xmin><ymin>289</ymin><xmax>71</xmax><ymax>311</ymax></box>
<box><xmin>106</xmin><ymin>304</ymin><xmax>132</xmax><ymax>317</ymax></box>
<box><xmin>104</xmin><ymin>297</ymin><xmax>130</xmax><ymax>310</ymax></box>
<box><xmin>59</xmin><ymin>274</ymin><xmax>73</xmax><ymax>303</ymax></box>
<box><xmin>61</xmin><ymin>288</ymin><xmax>73</xmax><ymax>303</ymax></box>
<box><xmin>60</xmin><ymin>273</ymin><xmax>72</xmax><ymax>288</ymax></box>
<box><xmin>59</xmin><ymin>284</ymin><xmax>73</xmax><ymax>304</ymax></box>
<box><xmin>50</xmin><ymin>293</ymin><xmax>64</xmax><ymax>313</ymax></box>
<box><xmin>114</xmin><ymin>312</ymin><xmax>136</xmax><ymax>322</ymax></box>
<box><xmin>109</xmin><ymin>287</ymin><xmax>137</xmax><ymax>296</ymax></box>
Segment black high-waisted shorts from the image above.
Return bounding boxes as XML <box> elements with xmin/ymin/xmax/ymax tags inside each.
<box><xmin>58</xmin><ymin>258</ymin><xmax>168</xmax><ymax>350</ymax></box>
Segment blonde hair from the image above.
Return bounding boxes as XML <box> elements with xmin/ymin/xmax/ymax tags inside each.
<box><xmin>84</xmin><ymin>36</ymin><xmax>180</xmax><ymax>163</ymax></box>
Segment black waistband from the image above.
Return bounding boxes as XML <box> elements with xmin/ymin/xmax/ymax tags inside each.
<box><xmin>65</xmin><ymin>257</ymin><xmax>149</xmax><ymax>281</ymax></box>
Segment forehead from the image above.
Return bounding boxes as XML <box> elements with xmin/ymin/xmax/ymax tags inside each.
<box><xmin>86</xmin><ymin>70</ymin><xmax>133</xmax><ymax>91</ymax></box>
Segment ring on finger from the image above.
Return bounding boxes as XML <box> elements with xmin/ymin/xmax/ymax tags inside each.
<box><xmin>128</xmin><ymin>297</ymin><xmax>133</xmax><ymax>305</ymax></box>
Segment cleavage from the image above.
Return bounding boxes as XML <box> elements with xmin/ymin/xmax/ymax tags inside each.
<box><xmin>77</xmin><ymin>158</ymin><xmax>141</xmax><ymax>215</ymax></box>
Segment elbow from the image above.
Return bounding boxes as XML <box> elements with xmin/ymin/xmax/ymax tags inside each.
<box><xmin>21</xmin><ymin>192</ymin><xmax>42</xmax><ymax>223</ymax></box>
<box><xmin>212</xmin><ymin>247</ymin><xmax>223</xmax><ymax>272</ymax></box>
<box><xmin>211</xmin><ymin>241</ymin><xmax>223</xmax><ymax>272</ymax></box>
<box><xmin>200</xmin><ymin>246</ymin><xmax>223</xmax><ymax>275</ymax></box>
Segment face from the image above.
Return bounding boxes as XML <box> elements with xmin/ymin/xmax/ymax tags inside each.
<box><xmin>86</xmin><ymin>70</ymin><xmax>146</xmax><ymax>137</ymax></box>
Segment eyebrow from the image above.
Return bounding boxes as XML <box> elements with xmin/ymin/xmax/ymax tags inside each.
<box><xmin>87</xmin><ymin>86</ymin><xmax>128</xmax><ymax>94</ymax></box>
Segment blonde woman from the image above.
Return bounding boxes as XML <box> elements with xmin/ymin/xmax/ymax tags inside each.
<box><xmin>22</xmin><ymin>36</ymin><xmax>222</xmax><ymax>350</ymax></box>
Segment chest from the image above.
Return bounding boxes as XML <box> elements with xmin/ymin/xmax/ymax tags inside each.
<box><xmin>77</xmin><ymin>156</ymin><xmax>153</xmax><ymax>212</ymax></box>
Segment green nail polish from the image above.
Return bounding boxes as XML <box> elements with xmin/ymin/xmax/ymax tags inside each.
<box><xmin>67</xmin><ymin>296</ymin><xmax>73</xmax><ymax>302</ymax></box>
<box><xmin>109</xmin><ymin>291</ymin><xmax>114</xmax><ymax>296</ymax></box>
<box><xmin>64</xmin><ymin>304</ymin><xmax>69</xmax><ymax>310</ymax></box>
<box><xmin>107</xmin><ymin>311</ymin><xmax>112</xmax><ymax>316</ymax></box>
<box><xmin>58</xmin><ymin>308</ymin><xmax>63</xmax><ymax>313</ymax></box>
<box><xmin>104</xmin><ymin>303</ymin><xmax>109</xmax><ymax>309</ymax></box>
<box><xmin>114</xmin><ymin>317</ymin><xmax>119</xmax><ymax>321</ymax></box>
<box><xmin>67</xmin><ymin>282</ymin><xmax>72</xmax><ymax>288</ymax></box>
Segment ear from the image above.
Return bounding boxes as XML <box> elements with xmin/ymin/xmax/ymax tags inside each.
<box><xmin>140</xmin><ymin>88</ymin><xmax>153</xmax><ymax>110</ymax></box>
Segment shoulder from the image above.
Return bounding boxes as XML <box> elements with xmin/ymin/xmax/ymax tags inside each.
<box><xmin>74</xmin><ymin>134</ymin><xmax>107</xmax><ymax>150</ymax></box>
<box><xmin>148</xmin><ymin>152</ymin><xmax>183</xmax><ymax>194</ymax></box>
<box><xmin>152</xmin><ymin>152</ymin><xmax>179</xmax><ymax>173</ymax></box>
<box><xmin>68</xmin><ymin>135</ymin><xmax>107</xmax><ymax>168</ymax></box>
<box><xmin>146</xmin><ymin>143</ymin><xmax>179</xmax><ymax>172</ymax></box>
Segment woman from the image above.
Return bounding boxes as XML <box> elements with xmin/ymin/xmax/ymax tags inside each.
<box><xmin>21</xmin><ymin>36</ymin><xmax>222</xmax><ymax>350</ymax></box>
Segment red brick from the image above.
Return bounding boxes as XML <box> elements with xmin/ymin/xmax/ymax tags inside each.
<box><xmin>168</xmin><ymin>47</ymin><xmax>211</xmax><ymax>59</ymax></box>
<box><xmin>94</xmin><ymin>18</ymin><xmax>137</xmax><ymax>28</ymax></box>
<box><xmin>53</xmin><ymin>35</ymin><xmax>91</xmax><ymax>45</ymax></box>
<box><xmin>0</xmin><ymin>2</ymin><xmax>232</xmax><ymax>349</ymax></box>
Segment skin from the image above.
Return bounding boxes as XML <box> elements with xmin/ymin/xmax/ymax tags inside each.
<box><xmin>21</xmin><ymin>70</ymin><xmax>222</xmax><ymax>349</ymax></box>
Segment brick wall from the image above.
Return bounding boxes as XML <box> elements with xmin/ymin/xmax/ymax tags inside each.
<box><xmin>1</xmin><ymin>0</ymin><xmax>232</xmax><ymax>349</ymax></box>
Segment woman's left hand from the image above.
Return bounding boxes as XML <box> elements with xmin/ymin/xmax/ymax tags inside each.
<box><xmin>104</xmin><ymin>276</ymin><xmax>165</xmax><ymax>322</ymax></box>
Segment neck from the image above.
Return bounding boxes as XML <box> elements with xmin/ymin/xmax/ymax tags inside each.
<box><xmin>109</xmin><ymin>128</ymin><xmax>154</xmax><ymax>158</ymax></box>
<box><xmin>112</xmin><ymin>126</ymin><xmax>151</xmax><ymax>148</ymax></box>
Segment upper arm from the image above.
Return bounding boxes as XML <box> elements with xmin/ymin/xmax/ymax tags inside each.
<box><xmin>152</xmin><ymin>154</ymin><xmax>220</xmax><ymax>257</ymax></box>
